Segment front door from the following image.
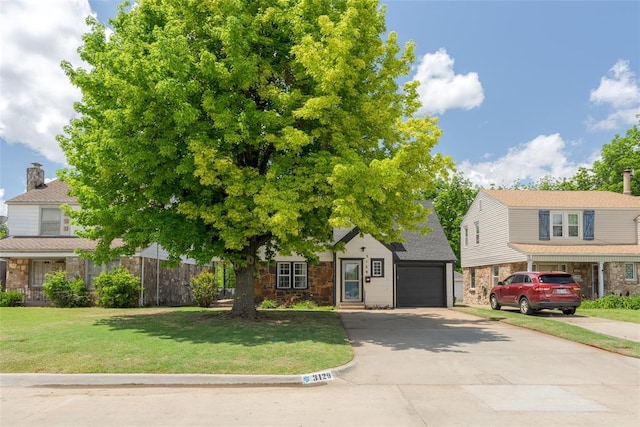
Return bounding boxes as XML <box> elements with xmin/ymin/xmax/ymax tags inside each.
<box><xmin>342</xmin><ymin>260</ymin><xmax>362</xmax><ymax>302</ymax></box>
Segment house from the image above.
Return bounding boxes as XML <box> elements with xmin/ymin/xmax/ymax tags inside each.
<box><xmin>255</xmin><ymin>200</ymin><xmax>457</xmax><ymax>308</ymax></box>
<box><xmin>460</xmin><ymin>171</ymin><xmax>640</xmax><ymax>304</ymax></box>
<box><xmin>0</xmin><ymin>163</ymin><xmax>206</xmax><ymax>306</ymax></box>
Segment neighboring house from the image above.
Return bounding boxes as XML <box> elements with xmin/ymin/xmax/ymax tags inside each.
<box><xmin>460</xmin><ymin>172</ymin><xmax>640</xmax><ymax>304</ymax></box>
<box><xmin>0</xmin><ymin>163</ymin><xmax>206</xmax><ymax>306</ymax></box>
<box><xmin>256</xmin><ymin>200</ymin><xmax>457</xmax><ymax>308</ymax></box>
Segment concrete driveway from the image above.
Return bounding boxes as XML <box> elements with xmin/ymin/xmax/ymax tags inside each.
<box><xmin>2</xmin><ymin>308</ymin><xmax>639</xmax><ymax>427</ymax></box>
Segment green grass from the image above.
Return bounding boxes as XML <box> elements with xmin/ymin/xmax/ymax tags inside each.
<box><xmin>0</xmin><ymin>307</ymin><xmax>353</xmax><ymax>374</ymax></box>
<box><xmin>453</xmin><ymin>305</ymin><xmax>640</xmax><ymax>359</ymax></box>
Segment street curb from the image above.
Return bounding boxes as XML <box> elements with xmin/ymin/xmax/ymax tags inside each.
<box><xmin>0</xmin><ymin>358</ymin><xmax>358</xmax><ymax>388</ymax></box>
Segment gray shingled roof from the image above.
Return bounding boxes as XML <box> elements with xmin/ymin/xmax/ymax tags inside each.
<box><xmin>394</xmin><ymin>200</ymin><xmax>456</xmax><ymax>262</ymax></box>
<box><xmin>6</xmin><ymin>180</ymin><xmax>76</xmax><ymax>204</ymax></box>
<box><xmin>0</xmin><ymin>236</ymin><xmax>124</xmax><ymax>252</ymax></box>
<box><xmin>337</xmin><ymin>201</ymin><xmax>456</xmax><ymax>262</ymax></box>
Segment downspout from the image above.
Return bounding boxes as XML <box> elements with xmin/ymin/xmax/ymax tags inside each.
<box><xmin>598</xmin><ymin>261</ymin><xmax>604</xmax><ymax>299</ymax></box>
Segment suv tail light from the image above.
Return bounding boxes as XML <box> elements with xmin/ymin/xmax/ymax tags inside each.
<box><xmin>532</xmin><ymin>284</ymin><xmax>551</xmax><ymax>292</ymax></box>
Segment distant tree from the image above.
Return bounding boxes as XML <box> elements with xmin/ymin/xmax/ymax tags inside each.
<box><xmin>58</xmin><ymin>0</ymin><xmax>451</xmax><ymax>317</ymax></box>
<box><xmin>589</xmin><ymin>124</ymin><xmax>639</xmax><ymax>195</ymax></box>
<box><xmin>423</xmin><ymin>172</ymin><xmax>479</xmax><ymax>269</ymax></box>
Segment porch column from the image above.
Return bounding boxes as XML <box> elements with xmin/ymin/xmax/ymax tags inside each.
<box><xmin>527</xmin><ymin>256</ymin><xmax>533</xmax><ymax>272</ymax></box>
<box><xmin>598</xmin><ymin>261</ymin><xmax>604</xmax><ymax>299</ymax></box>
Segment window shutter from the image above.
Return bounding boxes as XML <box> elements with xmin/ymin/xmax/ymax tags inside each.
<box><xmin>539</xmin><ymin>210</ymin><xmax>550</xmax><ymax>240</ymax></box>
<box><xmin>583</xmin><ymin>210</ymin><xmax>595</xmax><ymax>241</ymax></box>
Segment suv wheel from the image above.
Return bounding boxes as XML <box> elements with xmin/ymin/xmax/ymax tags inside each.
<box><xmin>519</xmin><ymin>297</ymin><xmax>533</xmax><ymax>315</ymax></box>
<box><xmin>490</xmin><ymin>294</ymin><xmax>501</xmax><ymax>310</ymax></box>
<box><xmin>562</xmin><ymin>308</ymin><xmax>576</xmax><ymax>315</ymax></box>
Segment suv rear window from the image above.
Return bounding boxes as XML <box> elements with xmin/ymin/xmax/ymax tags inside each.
<box><xmin>538</xmin><ymin>274</ymin><xmax>574</xmax><ymax>284</ymax></box>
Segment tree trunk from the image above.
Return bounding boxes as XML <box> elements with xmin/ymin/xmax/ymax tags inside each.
<box><xmin>231</xmin><ymin>257</ymin><xmax>257</xmax><ymax>318</ymax></box>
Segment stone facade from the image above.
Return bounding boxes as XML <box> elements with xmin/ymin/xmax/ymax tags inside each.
<box><xmin>254</xmin><ymin>261</ymin><xmax>334</xmax><ymax>306</ymax></box>
<box><xmin>463</xmin><ymin>261</ymin><xmax>640</xmax><ymax>305</ymax></box>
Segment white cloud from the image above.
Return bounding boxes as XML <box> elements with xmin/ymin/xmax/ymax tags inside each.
<box><xmin>459</xmin><ymin>134</ymin><xmax>594</xmax><ymax>188</ymax></box>
<box><xmin>412</xmin><ymin>48</ymin><xmax>485</xmax><ymax>115</ymax></box>
<box><xmin>588</xmin><ymin>60</ymin><xmax>640</xmax><ymax>131</ymax></box>
<box><xmin>0</xmin><ymin>0</ymin><xmax>95</xmax><ymax>163</ymax></box>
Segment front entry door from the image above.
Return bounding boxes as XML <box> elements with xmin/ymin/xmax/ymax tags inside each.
<box><xmin>342</xmin><ymin>260</ymin><xmax>362</xmax><ymax>302</ymax></box>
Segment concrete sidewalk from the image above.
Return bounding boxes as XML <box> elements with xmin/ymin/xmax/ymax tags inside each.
<box><xmin>544</xmin><ymin>313</ymin><xmax>640</xmax><ymax>342</ymax></box>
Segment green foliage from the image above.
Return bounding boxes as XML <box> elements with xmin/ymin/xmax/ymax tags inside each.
<box><xmin>43</xmin><ymin>271</ymin><xmax>90</xmax><ymax>308</ymax></box>
<box><xmin>0</xmin><ymin>223</ymin><xmax>7</xmax><ymax>238</ymax></box>
<box><xmin>190</xmin><ymin>270</ymin><xmax>217</xmax><ymax>307</ymax></box>
<box><xmin>94</xmin><ymin>268</ymin><xmax>141</xmax><ymax>308</ymax></box>
<box><xmin>580</xmin><ymin>295</ymin><xmax>640</xmax><ymax>310</ymax></box>
<box><xmin>258</xmin><ymin>299</ymin><xmax>279</xmax><ymax>309</ymax></box>
<box><xmin>58</xmin><ymin>0</ymin><xmax>451</xmax><ymax>317</ymax></box>
<box><xmin>0</xmin><ymin>291</ymin><xmax>25</xmax><ymax>307</ymax></box>
<box><xmin>214</xmin><ymin>261</ymin><xmax>236</xmax><ymax>288</ymax></box>
<box><xmin>423</xmin><ymin>171</ymin><xmax>479</xmax><ymax>267</ymax></box>
<box><xmin>290</xmin><ymin>300</ymin><xmax>319</xmax><ymax>310</ymax></box>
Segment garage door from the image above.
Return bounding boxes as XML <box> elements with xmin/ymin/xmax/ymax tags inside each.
<box><xmin>396</xmin><ymin>264</ymin><xmax>445</xmax><ymax>307</ymax></box>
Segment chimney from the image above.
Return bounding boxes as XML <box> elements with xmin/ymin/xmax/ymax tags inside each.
<box><xmin>623</xmin><ymin>169</ymin><xmax>632</xmax><ymax>195</ymax></box>
<box><xmin>26</xmin><ymin>162</ymin><xmax>45</xmax><ymax>191</ymax></box>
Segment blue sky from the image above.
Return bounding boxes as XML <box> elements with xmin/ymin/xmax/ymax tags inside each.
<box><xmin>1</xmin><ymin>0</ymin><xmax>639</xmax><ymax>216</ymax></box>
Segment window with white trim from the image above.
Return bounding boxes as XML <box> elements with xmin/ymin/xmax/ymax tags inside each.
<box><xmin>86</xmin><ymin>259</ymin><xmax>121</xmax><ymax>290</ymax></box>
<box><xmin>492</xmin><ymin>266</ymin><xmax>500</xmax><ymax>286</ymax></box>
<box><xmin>371</xmin><ymin>259</ymin><xmax>384</xmax><ymax>277</ymax></box>
<box><xmin>474</xmin><ymin>222</ymin><xmax>480</xmax><ymax>244</ymax></box>
<box><xmin>277</xmin><ymin>262</ymin><xmax>308</xmax><ymax>289</ymax></box>
<box><xmin>624</xmin><ymin>263</ymin><xmax>637</xmax><ymax>281</ymax></box>
<box><xmin>551</xmin><ymin>211</ymin><xmax>581</xmax><ymax>239</ymax></box>
<box><xmin>40</xmin><ymin>208</ymin><xmax>61</xmax><ymax>236</ymax></box>
<box><xmin>470</xmin><ymin>268</ymin><xmax>476</xmax><ymax>289</ymax></box>
<box><xmin>30</xmin><ymin>260</ymin><xmax>65</xmax><ymax>287</ymax></box>
<box><xmin>463</xmin><ymin>226</ymin><xmax>468</xmax><ymax>247</ymax></box>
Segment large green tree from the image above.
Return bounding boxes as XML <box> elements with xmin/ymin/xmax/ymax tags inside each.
<box><xmin>58</xmin><ymin>0</ymin><xmax>450</xmax><ymax>317</ymax></box>
<box><xmin>589</xmin><ymin>124</ymin><xmax>639</xmax><ymax>195</ymax></box>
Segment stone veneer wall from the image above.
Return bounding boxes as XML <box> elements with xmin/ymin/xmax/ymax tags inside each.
<box><xmin>133</xmin><ymin>257</ymin><xmax>208</xmax><ymax>306</ymax></box>
<box><xmin>606</xmin><ymin>262</ymin><xmax>640</xmax><ymax>296</ymax></box>
<box><xmin>255</xmin><ymin>261</ymin><xmax>334</xmax><ymax>306</ymax></box>
<box><xmin>463</xmin><ymin>262</ymin><xmax>527</xmax><ymax>305</ymax></box>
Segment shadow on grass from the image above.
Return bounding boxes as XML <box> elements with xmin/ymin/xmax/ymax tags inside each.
<box><xmin>339</xmin><ymin>310</ymin><xmax>511</xmax><ymax>353</ymax></box>
<box><xmin>93</xmin><ymin>310</ymin><xmax>349</xmax><ymax>347</ymax></box>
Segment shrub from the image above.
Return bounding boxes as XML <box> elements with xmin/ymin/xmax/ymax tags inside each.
<box><xmin>0</xmin><ymin>290</ymin><xmax>24</xmax><ymax>307</ymax></box>
<box><xmin>290</xmin><ymin>300</ymin><xmax>319</xmax><ymax>310</ymax></box>
<box><xmin>94</xmin><ymin>268</ymin><xmax>141</xmax><ymax>308</ymax></box>
<box><xmin>580</xmin><ymin>294</ymin><xmax>640</xmax><ymax>310</ymax></box>
<box><xmin>258</xmin><ymin>299</ymin><xmax>279</xmax><ymax>309</ymax></box>
<box><xmin>43</xmin><ymin>271</ymin><xmax>90</xmax><ymax>308</ymax></box>
<box><xmin>190</xmin><ymin>271</ymin><xmax>217</xmax><ymax>307</ymax></box>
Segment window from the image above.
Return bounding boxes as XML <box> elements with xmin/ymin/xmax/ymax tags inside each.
<box><xmin>463</xmin><ymin>226</ymin><xmax>468</xmax><ymax>247</ymax></box>
<box><xmin>470</xmin><ymin>268</ymin><xmax>476</xmax><ymax>289</ymax></box>
<box><xmin>86</xmin><ymin>259</ymin><xmax>121</xmax><ymax>290</ymax></box>
<box><xmin>30</xmin><ymin>260</ymin><xmax>65</xmax><ymax>287</ymax></box>
<box><xmin>474</xmin><ymin>222</ymin><xmax>480</xmax><ymax>244</ymax></box>
<box><xmin>40</xmin><ymin>208</ymin><xmax>61</xmax><ymax>236</ymax></box>
<box><xmin>492</xmin><ymin>266</ymin><xmax>500</xmax><ymax>286</ymax></box>
<box><xmin>550</xmin><ymin>211</ymin><xmax>581</xmax><ymax>239</ymax></box>
<box><xmin>371</xmin><ymin>259</ymin><xmax>384</xmax><ymax>277</ymax></box>
<box><xmin>277</xmin><ymin>262</ymin><xmax>307</xmax><ymax>289</ymax></box>
<box><xmin>625</xmin><ymin>263</ymin><xmax>637</xmax><ymax>281</ymax></box>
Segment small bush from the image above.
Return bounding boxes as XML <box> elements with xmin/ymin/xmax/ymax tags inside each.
<box><xmin>290</xmin><ymin>300</ymin><xmax>318</xmax><ymax>310</ymax></box>
<box><xmin>580</xmin><ymin>294</ymin><xmax>640</xmax><ymax>310</ymax></box>
<box><xmin>258</xmin><ymin>299</ymin><xmax>279</xmax><ymax>309</ymax></box>
<box><xmin>190</xmin><ymin>271</ymin><xmax>217</xmax><ymax>307</ymax></box>
<box><xmin>94</xmin><ymin>268</ymin><xmax>141</xmax><ymax>308</ymax></box>
<box><xmin>43</xmin><ymin>271</ymin><xmax>90</xmax><ymax>308</ymax></box>
<box><xmin>0</xmin><ymin>290</ymin><xmax>24</xmax><ymax>307</ymax></box>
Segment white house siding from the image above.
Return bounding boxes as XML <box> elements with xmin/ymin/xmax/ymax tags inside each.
<box><xmin>509</xmin><ymin>208</ymin><xmax>639</xmax><ymax>245</ymax></box>
<box><xmin>460</xmin><ymin>193</ymin><xmax>526</xmax><ymax>268</ymax></box>
<box><xmin>6</xmin><ymin>205</ymin><xmax>40</xmax><ymax>235</ymax></box>
<box><xmin>335</xmin><ymin>234</ymin><xmax>393</xmax><ymax>307</ymax></box>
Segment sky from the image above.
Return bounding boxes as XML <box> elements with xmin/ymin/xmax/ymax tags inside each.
<box><xmin>1</xmin><ymin>0</ymin><xmax>639</xmax><ymax>216</ymax></box>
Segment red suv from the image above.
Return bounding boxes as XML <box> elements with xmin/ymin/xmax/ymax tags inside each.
<box><xmin>489</xmin><ymin>271</ymin><xmax>581</xmax><ymax>315</ymax></box>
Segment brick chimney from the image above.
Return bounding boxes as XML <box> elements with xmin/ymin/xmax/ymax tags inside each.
<box><xmin>26</xmin><ymin>162</ymin><xmax>45</xmax><ymax>191</ymax></box>
<box><xmin>623</xmin><ymin>169</ymin><xmax>632</xmax><ymax>195</ymax></box>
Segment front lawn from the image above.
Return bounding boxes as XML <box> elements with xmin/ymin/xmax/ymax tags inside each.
<box><xmin>454</xmin><ymin>305</ymin><xmax>640</xmax><ymax>358</ymax></box>
<box><xmin>0</xmin><ymin>307</ymin><xmax>353</xmax><ymax>374</ymax></box>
